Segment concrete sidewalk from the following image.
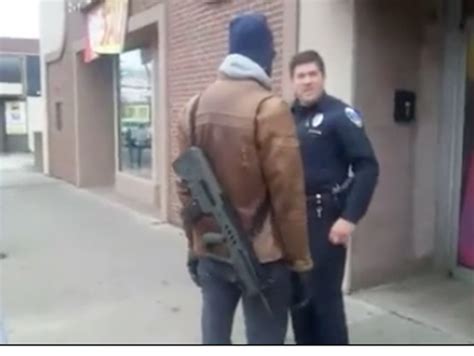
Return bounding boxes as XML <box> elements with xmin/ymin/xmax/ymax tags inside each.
<box><xmin>0</xmin><ymin>155</ymin><xmax>472</xmax><ymax>344</ymax></box>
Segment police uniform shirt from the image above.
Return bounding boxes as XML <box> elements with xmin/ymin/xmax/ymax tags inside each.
<box><xmin>292</xmin><ymin>93</ymin><xmax>379</xmax><ymax>224</ymax></box>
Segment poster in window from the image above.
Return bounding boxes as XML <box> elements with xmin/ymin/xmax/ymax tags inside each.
<box><xmin>5</xmin><ymin>101</ymin><xmax>27</xmax><ymax>135</ymax></box>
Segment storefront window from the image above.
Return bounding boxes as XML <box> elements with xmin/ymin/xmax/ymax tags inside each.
<box><xmin>0</xmin><ymin>55</ymin><xmax>23</xmax><ymax>83</ymax></box>
<box><xmin>118</xmin><ymin>48</ymin><xmax>153</xmax><ymax>179</ymax></box>
<box><xmin>0</xmin><ymin>55</ymin><xmax>24</xmax><ymax>96</ymax></box>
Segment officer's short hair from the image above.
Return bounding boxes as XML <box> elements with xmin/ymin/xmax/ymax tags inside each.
<box><xmin>290</xmin><ymin>50</ymin><xmax>326</xmax><ymax>77</ymax></box>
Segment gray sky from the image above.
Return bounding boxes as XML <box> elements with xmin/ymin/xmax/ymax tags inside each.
<box><xmin>0</xmin><ymin>0</ymin><xmax>41</xmax><ymax>39</ymax></box>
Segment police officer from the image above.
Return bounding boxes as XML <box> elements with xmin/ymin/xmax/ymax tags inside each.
<box><xmin>289</xmin><ymin>50</ymin><xmax>379</xmax><ymax>344</ymax></box>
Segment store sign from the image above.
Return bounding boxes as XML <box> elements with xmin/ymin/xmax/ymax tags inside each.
<box><xmin>84</xmin><ymin>0</ymin><xmax>129</xmax><ymax>63</ymax></box>
<box><xmin>5</xmin><ymin>101</ymin><xmax>27</xmax><ymax>135</ymax></box>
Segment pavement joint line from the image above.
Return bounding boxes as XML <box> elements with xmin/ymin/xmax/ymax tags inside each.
<box><xmin>387</xmin><ymin>309</ymin><xmax>473</xmax><ymax>343</ymax></box>
<box><xmin>75</xmin><ymin>187</ymin><xmax>164</xmax><ymax>227</ymax></box>
<box><xmin>0</xmin><ymin>169</ymin><xmax>161</xmax><ymax>226</ymax></box>
<box><xmin>344</xmin><ymin>294</ymin><xmax>474</xmax><ymax>343</ymax></box>
<box><xmin>90</xmin><ymin>194</ymin><xmax>159</xmax><ymax>222</ymax></box>
<box><xmin>0</xmin><ymin>182</ymin><xmax>60</xmax><ymax>191</ymax></box>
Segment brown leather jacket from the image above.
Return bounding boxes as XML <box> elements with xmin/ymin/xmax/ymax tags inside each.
<box><xmin>176</xmin><ymin>75</ymin><xmax>313</xmax><ymax>272</ymax></box>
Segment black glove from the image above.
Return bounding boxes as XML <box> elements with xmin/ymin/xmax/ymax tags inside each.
<box><xmin>291</xmin><ymin>271</ymin><xmax>313</xmax><ymax>309</ymax></box>
<box><xmin>187</xmin><ymin>252</ymin><xmax>200</xmax><ymax>287</ymax></box>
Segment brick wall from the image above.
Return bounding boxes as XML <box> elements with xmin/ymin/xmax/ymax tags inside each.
<box><xmin>166</xmin><ymin>0</ymin><xmax>285</xmax><ymax>224</ymax></box>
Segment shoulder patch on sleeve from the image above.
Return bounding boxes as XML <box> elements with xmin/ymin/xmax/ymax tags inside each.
<box><xmin>344</xmin><ymin>107</ymin><xmax>363</xmax><ymax>128</ymax></box>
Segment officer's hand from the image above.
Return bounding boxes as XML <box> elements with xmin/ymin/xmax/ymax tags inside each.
<box><xmin>329</xmin><ymin>218</ymin><xmax>355</xmax><ymax>246</ymax></box>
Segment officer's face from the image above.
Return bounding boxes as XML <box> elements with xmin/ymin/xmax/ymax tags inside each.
<box><xmin>292</xmin><ymin>62</ymin><xmax>325</xmax><ymax>106</ymax></box>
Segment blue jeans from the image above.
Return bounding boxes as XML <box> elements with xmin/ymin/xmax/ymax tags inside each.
<box><xmin>197</xmin><ymin>257</ymin><xmax>291</xmax><ymax>344</ymax></box>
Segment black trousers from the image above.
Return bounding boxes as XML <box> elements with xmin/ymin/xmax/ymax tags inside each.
<box><xmin>291</xmin><ymin>195</ymin><xmax>349</xmax><ymax>345</ymax></box>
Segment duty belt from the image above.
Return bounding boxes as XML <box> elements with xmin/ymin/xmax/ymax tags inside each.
<box><xmin>306</xmin><ymin>177</ymin><xmax>353</xmax><ymax>219</ymax></box>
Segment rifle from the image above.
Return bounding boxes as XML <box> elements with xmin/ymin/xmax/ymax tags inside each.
<box><xmin>173</xmin><ymin>146</ymin><xmax>271</xmax><ymax>314</ymax></box>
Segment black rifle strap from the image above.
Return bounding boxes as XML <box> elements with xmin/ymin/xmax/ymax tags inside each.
<box><xmin>189</xmin><ymin>95</ymin><xmax>201</xmax><ymax>146</ymax></box>
<box><xmin>181</xmin><ymin>95</ymin><xmax>202</xmax><ymax>229</ymax></box>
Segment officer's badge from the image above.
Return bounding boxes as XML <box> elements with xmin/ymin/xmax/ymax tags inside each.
<box><xmin>311</xmin><ymin>113</ymin><xmax>324</xmax><ymax>128</ymax></box>
<box><xmin>345</xmin><ymin>107</ymin><xmax>363</xmax><ymax>128</ymax></box>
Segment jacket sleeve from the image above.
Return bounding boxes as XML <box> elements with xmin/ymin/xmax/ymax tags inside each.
<box><xmin>334</xmin><ymin>108</ymin><xmax>380</xmax><ymax>224</ymax></box>
<box><xmin>255</xmin><ymin>96</ymin><xmax>313</xmax><ymax>272</ymax></box>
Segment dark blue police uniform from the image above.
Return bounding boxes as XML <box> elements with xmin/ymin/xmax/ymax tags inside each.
<box><xmin>291</xmin><ymin>93</ymin><xmax>379</xmax><ymax>344</ymax></box>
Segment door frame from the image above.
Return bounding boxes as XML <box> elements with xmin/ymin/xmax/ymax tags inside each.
<box><xmin>437</xmin><ymin>0</ymin><xmax>473</xmax><ymax>283</ymax></box>
<box><xmin>453</xmin><ymin>17</ymin><xmax>474</xmax><ymax>283</ymax></box>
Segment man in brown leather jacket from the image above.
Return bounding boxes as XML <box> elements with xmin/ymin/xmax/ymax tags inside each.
<box><xmin>175</xmin><ymin>13</ymin><xmax>313</xmax><ymax>344</ymax></box>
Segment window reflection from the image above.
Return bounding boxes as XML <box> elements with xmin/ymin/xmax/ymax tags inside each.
<box><xmin>118</xmin><ymin>48</ymin><xmax>153</xmax><ymax>179</ymax></box>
